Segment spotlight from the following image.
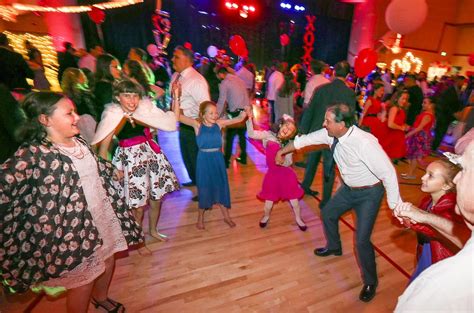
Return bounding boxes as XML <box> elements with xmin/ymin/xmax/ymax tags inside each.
<box><xmin>239</xmin><ymin>10</ymin><xmax>248</xmax><ymax>18</ymax></box>
<box><xmin>232</xmin><ymin>3</ymin><xmax>238</xmax><ymax>9</ymax></box>
<box><xmin>243</xmin><ymin>5</ymin><xmax>249</xmax><ymax>10</ymax></box>
<box><xmin>249</xmin><ymin>5</ymin><xmax>255</xmax><ymax>12</ymax></box>
<box><xmin>225</xmin><ymin>2</ymin><xmax>231</xmax><ymax>9</ymax></box>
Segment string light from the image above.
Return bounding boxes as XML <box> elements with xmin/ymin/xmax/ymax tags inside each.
<box><xmin>390</xmin><ymin>52</ymin><xmax>423</xmax><ymax>74</ymax></box>
<box><xmin>391</xmin><ymin>33</ymin><xmax>402</xmax><ymax>54</ymax></box>
<box><xmin>4</xmin><ymin>31</ymin><xmax>60</xmax><ymax>91</ymax></box>
<box><xmin>0</xmin><ymin>0</ymin><xmax>142</xmax><ymax>21</ymax></box>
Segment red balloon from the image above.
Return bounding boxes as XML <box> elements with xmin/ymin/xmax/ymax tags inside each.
<box><xmin>468</xmin><ymin>53</ymin><xmax>474</xmax><ymax>66</ymax></box>
<box><xmin>229</xmin><ymin>35</ymin><xmax>247</xmax><ymax>56</ymax></box>
<box><xmin>466</xmin><ymin>71</ymin><xmax>474</xmax><ymax>77</ymax></box>
<box><xmin>88</xmin><ymin>7</ymin><xmax>105</xmax><ymax>25</ymax></box>
<box><xmin>184</xmin><ymin>42</ymin><xmax>192</xmax><ymax>50</ymax></box>
<box><xmin>354</xmin><ymin>48</ymin><xmax>378</xmax><ymax>77</ymax></box>
<box><xmin>280</xmin><ymin>34</ymin><xmax>290</xmax><ymax>46</ymax></box>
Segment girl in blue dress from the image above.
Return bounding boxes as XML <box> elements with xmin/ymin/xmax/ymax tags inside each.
<box><xmin>173</xmin><ymin>98</ymin><xmax>246</xmax><ymax>229</ymax></box>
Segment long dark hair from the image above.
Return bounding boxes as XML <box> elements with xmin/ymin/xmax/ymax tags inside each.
<box><xmin>17</xmin><ymin>92</ymin><xmax>64</xmax><ymax>143</ymax></box>
<box><xmin>95</xmin><ymin>54</ymin><xmax>118</xmax><ymax>83</ymax></box>
<box><xmin>278</xmin><ymin>71</ymin><xmax>297</xmax><ymax>98</ymax></box>
<box><xmin>124</xmin><ymin>59</ymin><xmax>151</xmax><ymax>95</ymax></box>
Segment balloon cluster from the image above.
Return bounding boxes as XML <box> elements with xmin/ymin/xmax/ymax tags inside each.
<box><xmin>150</xmin><ymin>10</ymin><xmax>172</xmax><ymax>56</ymax></box>
<box><xmin>229</xmin><ymin>35</ymin><xmax>248</xmax><ymax>57</ymax></box>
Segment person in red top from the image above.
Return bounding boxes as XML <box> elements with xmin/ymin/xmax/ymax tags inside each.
<box><xmin>401</xmin><ymin>160</ymin><xmax>467</xmax><ymax>282</ymax></box>
<box><xmin>359</xmin><ymin>83</ymin><xmax>386</xmax><ymax>141</ymax></box>
<box><xmin>402</xmin><ymin>96</ymin><xmax>436</xmax><ymax>179</ymax></box>
<box><xmin>380</xmin><ymin>90</ymin><xmax>410</xmax><ymax>161</ymax></box>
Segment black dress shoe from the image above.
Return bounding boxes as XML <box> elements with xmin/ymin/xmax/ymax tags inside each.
<box><xmin>359</xmin><ymin>284</ymin><xmax>377</xmax><ymax>302</ymax></box>
<box><xmin>191</xmin><ymin>195</ymin><xmax>199</xmax><ymax>202</ymax></box>
<box><xmin>236</xmin><ymin>157</ymin><xmax>247</xmax><ymax>165</ymax></box>
<box><xmin>314</xmin><ymin>247</ymin><xmax>342</xmax><ymax>257</ymax></box>
<box><xmin>295</xmin><ymin>161</ymin><xmax>306</xmax><ymax>168</ymax></box>
<box><xmin>182</xmin><ymin>181</ymin><xmax>195</xmax><ymax>187</ymax></box>
<box><xmin>303</xmin><ymin>188</ymin><xmax>319</xmax><ymax>197</ymax></box>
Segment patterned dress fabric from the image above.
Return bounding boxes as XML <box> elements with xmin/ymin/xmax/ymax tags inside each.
<box><xmin>113</xmin><ymin>123</ymin><xmax>179</xmax><ymax>208</ymax></box>
<box><xmin>257</xmin><ymin>140</ymin><xmax>304</xmax><ymax>202</ymax></box>
<box><xmin>406</xmin><ymin>112</ymin><xmax>435</xmax><ymax>160</ymax></box>
<box><xmin>41</xmin><ymin>140</ymin><xmax>128</xmax><ymax>289</ymax></box>
<box><xmin>0</xmin><ymin>138</ymin><xmax>143</xmax><ymax>293</ymax></box>
<box><xmin>196</xmin><ymin>124</ymin><xmax>231</xmax><ymax>209</ymax></box>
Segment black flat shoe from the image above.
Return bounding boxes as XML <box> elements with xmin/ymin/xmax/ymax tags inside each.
<box><xmin>91</xmin><ymin>298</ymin><xmax>125</xmax><ymax>313</ymax></box>
<box><xmin>314</xmin><ymin>247</ymin><xmax>342</xmax><ymax>257</ymax></box>
<box><xmin>191</xmin><ymin>195</ymin><xmax>199</xmax><ymax>202</ymax></box>
<box><xmin>296</xmin><ymin>221</ymin><xmax>307</xmax><ymax>231</ymax></box>
<box><xmin>182</xmin><ymin>181</ymin><xmax>195</xmax><ymax>187</ymax></box>
<box><xmin>259</xmin><ymin>216</ymin><xmax>269</xmax><ymax>228</ymax></box>
<box><xmin>359</xmin><ymin>284</ymin><xmax>377</xmax><ymax>302</ymax></box>
<box><xmin>236</xmin><ymin>157</ymin><xmax>247</xmax><ymax>165</ymax></box>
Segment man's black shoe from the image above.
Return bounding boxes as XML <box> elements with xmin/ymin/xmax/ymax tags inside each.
<box><xmin>314</xmin><ymin>247</ymin><xmax>342</xmax><ymax>257</ymax></box>
<box><xmin>182</xmin><ymin>182</ymin><xmax>195</xmax><ymax>187</ymax></box>
<box><xmin>303</xmin><ymin>188</ymin><xmax>319</xmax><ymax>197</ymax></box>
<box><xmin>236</xmin><ymin>157</ymin><xmax>247</xmax><ymax>165</ymax></box>
<box><xmin>191</xmin><ymin>195</ymin><xmax>199</xmax><ymax>202</ymax></box>
<box><xmin>359</xmin><ymin>284</ymin><xmax>377</xmax><ymax>302</ymax></box>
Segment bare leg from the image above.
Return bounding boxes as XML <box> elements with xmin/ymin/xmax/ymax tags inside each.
<box><xmin>403</xmin><ymin>158</ymin><xmax>418</xmax><ymax>179</ymax></box>
<box><xmin>91</xmin><ymin>257</ymin><xmax>115</xmax><ymax>301</ymax></box>
<box><xmin>149</xmin><ymin>199</ymin><xmax>168</xmax><ymax>241</ymax></box>
<box><xmin>133</xmin><ymin>206</ymin><xmax>152</xmax><ymax>255</ymax></box>
<box><xmin>66</xmin><ymin>282</ymin><xmax>94</xmax><ymax>313</ymax></box>
<box><xmin>260</xmin><ymin>200</ymin><xmax>273</xmax><ymax>224</ymax></box>
<box><xmin>197</xmin><ymin>209</ymin><xmax>205</xmax><ymax>230</ymax></box>
<box><xmin>289</xmin><ymin>199</ymin><xmax>305</xmax><ymax>226</ymax></box>
<box><xmin>219</xmin><ymin>204</ymin><xmax>236</xmax><ymax>227</ymax></box>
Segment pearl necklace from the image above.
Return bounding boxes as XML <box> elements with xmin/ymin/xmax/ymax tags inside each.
<box><xmin>53</xmin><ymin>138</ymin><xmax>86</xmax><ymax>159</ymax></box>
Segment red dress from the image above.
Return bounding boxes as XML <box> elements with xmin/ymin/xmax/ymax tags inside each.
<box><xmin>361</xmin><ymin>97</ymin><xmax>386</xmax><ymax>141</ymax></box>
<box><xmin>406</xmin><ymin>112</ymin><xmax>435</xmax><ymax>159</ymax></box>
<box><xmin>381</xmin><ymin>106</ymin><xmax>407</xmax><ymax>159</ymax></box>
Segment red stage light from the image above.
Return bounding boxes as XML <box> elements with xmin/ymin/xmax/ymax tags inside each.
<box><xmin>232</xmin><ymin>3</ymin><xmax>238</xmax><ymax>9</ymax></box>
<box><xmin>243</xmin><ymin>5</ymin><xmax>249</xmax><ymax>10</ymax></box>
<box><xmin>225</xmin><ymin>2</ymin><xmax>232</xmax><ymax>9</ymax></box>
<box><xmin>249</xmin><ymin>5</ymin><xmax>255</xmax><ymax>12</ymax></box>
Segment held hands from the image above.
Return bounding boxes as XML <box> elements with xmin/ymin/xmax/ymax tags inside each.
<box><xmin>238</xmin><ymin>110</ymin><xmax>247</xmax><ymax>121</ymax></box>
<box><xmin>244</xmin><ymin>105</ymin><xmax>253</xmax><ymax>119</ymax></box>
<box><xmin>394</xmin><ymin>202</ymin><xmax>424</xmax><ymax>226</ymax></box>
<box><xmin>275</xmin><ymin>150</ymin><xmax>285</xmax><ymax>165</ymax></box>
<box><xmin>112</xmin><ymin>169</ymin><xmax>124</xmax><ymax>182</ymax></box>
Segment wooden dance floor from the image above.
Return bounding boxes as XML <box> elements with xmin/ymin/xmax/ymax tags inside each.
<box><xmin>3</xmin><ymin>104</ymin><xmax>439</xmax><ymax>312</ymax></box>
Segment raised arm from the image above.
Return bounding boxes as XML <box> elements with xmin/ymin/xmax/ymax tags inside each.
<box><xmin>246</xmin><ymin>116</ymin><xmax>272</xmax><ymax>141</ymax></box>
<box><xmin>359</xmin><ymin>98</ymin><xmax>373</xmax><ymax>126</ymax></box>
<box><xmin>172</xmin><ymin>92</ymin><xmax>199</xmax><ymax>129</ymax></box>
<box><xmin>387</xmin><ymin>106</ymin><xmax>406</xmax><ymax>131</ymax></box>
<box><xmin>217</xmin><ymin>111</ymin><xmax>247</xmax><ymax>128</ymax></box>
<box><xmin>98</xmin><ymin>131</ymin><xmax>114</xmax><ymax>160</ymax></box>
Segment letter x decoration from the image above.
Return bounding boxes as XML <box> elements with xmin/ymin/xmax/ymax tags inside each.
<box><xmin>302</xmin><ymin>15</ymin><xmax>316</xmax><ymax>66</ymax></box>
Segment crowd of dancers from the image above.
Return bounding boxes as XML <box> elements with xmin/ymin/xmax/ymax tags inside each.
<box><xmin>1</xmin><ymin>30</ymin><xmax>474</xmax><ymax>312</ymax></box>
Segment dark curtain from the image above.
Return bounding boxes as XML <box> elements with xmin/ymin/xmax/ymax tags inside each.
<box><xmin>79</xmin><ymin>0</ymin><xmax>353</xmax><ymax>66</ymax></box>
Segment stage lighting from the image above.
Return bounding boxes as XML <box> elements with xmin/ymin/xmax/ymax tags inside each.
<box><xmin>232</xmin><ymin>3</ymin><xmax>238</xmax><ymax>9</ymax></box>
<box><xmin>249</xmin><ymin>5</ymin><xmax>255</xmax><ymax>12</ymax></box>
<box><xmin>225</xmin><ymin>2</ymin><xmax>231</xmax><ymax>9</ymax></box>
<box><xmin>243</xmin><ymin>5</ymin><xmax>249</xmax><ymax>10</ymax></box>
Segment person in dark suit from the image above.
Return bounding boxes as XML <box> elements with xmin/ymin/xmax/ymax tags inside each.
<box><xmin>0</xmin><ymin>33</ymin><xmax>34</xmax><ymax>92</ymax></box>
<box><xmin>0</xmin><ymin>84</ymin><xmax>25</xmax><ymax>163</ymax></box>
<box><xmin>299</xmin><ymin>61</ymin><xmax>356</xmax><ymax>208</ymax></box>
<box><xmin>405</xmin><ymin>74</ymin><xmax>424</xmax><ymax>126</ymax></box>
<box><xmin>57</xmin><ymin>42</ymin><xmax>78</xmax><ymax>82</ymax></box>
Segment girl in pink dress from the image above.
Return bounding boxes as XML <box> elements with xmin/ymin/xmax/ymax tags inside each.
<box><xmin>245</xmin><ymin>108</ymin><xmax>306</xmax><ymax>231</ymax></box>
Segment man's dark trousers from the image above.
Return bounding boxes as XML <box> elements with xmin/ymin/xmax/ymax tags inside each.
<box><xmin>321</xmin><ymin>183</ymin><xmax>384</xmax><ymax>285</ymax></box>
<box><xmin>301</xmin><ymin>149</ymin><xmax>335</xmax><ymax>208</ymax></box>
<box><xmin>179</xmin><ymin>123</ymin><xmax>198</xmax><ymax>184</ymax></box>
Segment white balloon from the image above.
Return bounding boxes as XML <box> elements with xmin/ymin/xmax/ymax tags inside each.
<box><xmin>147</xmin><ymin>44</ymin><xmax>159</xmax><ymax>57</ymax></box>
<box><xmin>385</xmin><ymin>0</ymin><xmax>428</xmax><ymax>35</ymax></box>
<box><xmin>207</xmin><ymin>45</ymin><xmax>218</xmax><ymax>58</ymax></box>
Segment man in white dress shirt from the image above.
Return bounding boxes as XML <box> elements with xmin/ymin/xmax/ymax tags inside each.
<box><xmin>235</xmin><ymin>60</ymin><xmax>255</xmax><ymax>96</ymax></box>
<box><xmin>266</xmin><ymin>62</ymin><xmax>286</xmax><ymax>124</ymax></box>
<box><xmin>395</xmin><ymin>141</ymin><xmax>474</xmax><ymax>312</ymax></box>
<box><xmin>171</xmin><ymin>46</ymin><xmax>210</xmax><ymax>188</ymax></box>
<box><xmin>276</xmin><ymin>103</ymin><xmax>401</xmax><ymax>302</ymax></box>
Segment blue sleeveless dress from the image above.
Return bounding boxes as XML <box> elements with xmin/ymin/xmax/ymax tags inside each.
<box><xmin>196</xmin><ymin>124</ymin><xmax>231</xmax><ymax>209</ymax></box>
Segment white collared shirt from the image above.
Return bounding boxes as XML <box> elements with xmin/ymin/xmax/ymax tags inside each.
<box><xmin>171</xmin><ymin>66</ymin><xmax>210</xmax><ymax>118</ymax></box>
<box><xmin>303</xmin><ymin>74</ymin><xmax>330</xmax><ymax>105</ymax></box>
<box><xmin>236</xmin><ymin>66</ymin><xmax>255</xmax><ymax>90</ymax></box>
<box><xmin>216</xmin><ymin>74</ymin><xmax>249</xmax><ymax>116</ymax></box>
<box><xmin>266</xmin><ymin>70</ymin><xmax>284</xmax><ymax>101</ymax></box>
<box><xmin>293</xmin><ymin>126</ymin><xmax>401</xmax><ymax>209</ymax></box>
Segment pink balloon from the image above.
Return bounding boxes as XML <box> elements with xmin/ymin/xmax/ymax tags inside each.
<box><xmin>354</xmin><ymin>48</ymin><xmax>378</xmax><ymax>77</ymax></box>
<box><xmin>468</xmin><ymin>53</ymin><xmax>474</xmax><ymax>66</ymax></box>
<box><xmin>385</xmin><ymin>0</ymin><xmax>428</xmax><ymax>35</ymax></box>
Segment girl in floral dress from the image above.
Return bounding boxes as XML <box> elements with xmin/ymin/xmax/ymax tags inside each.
<box><xmin>246</xmin><ymin>108</ymin><xmax>306</xmax><ymax>231</ymax></box>
<box><xmin>403</xmin><ymin>97</ymin><xmax>436</xmax><ymax>179</ymax></box>
<box><xmin>0</xmin><ymin>92</ymin><xmax>143</xmax><ymax>312</ymax></box>
<box><xmin>93</xmin><ymin>79</ymin><xmax>179</xmax><ymax>247</ymax></box>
